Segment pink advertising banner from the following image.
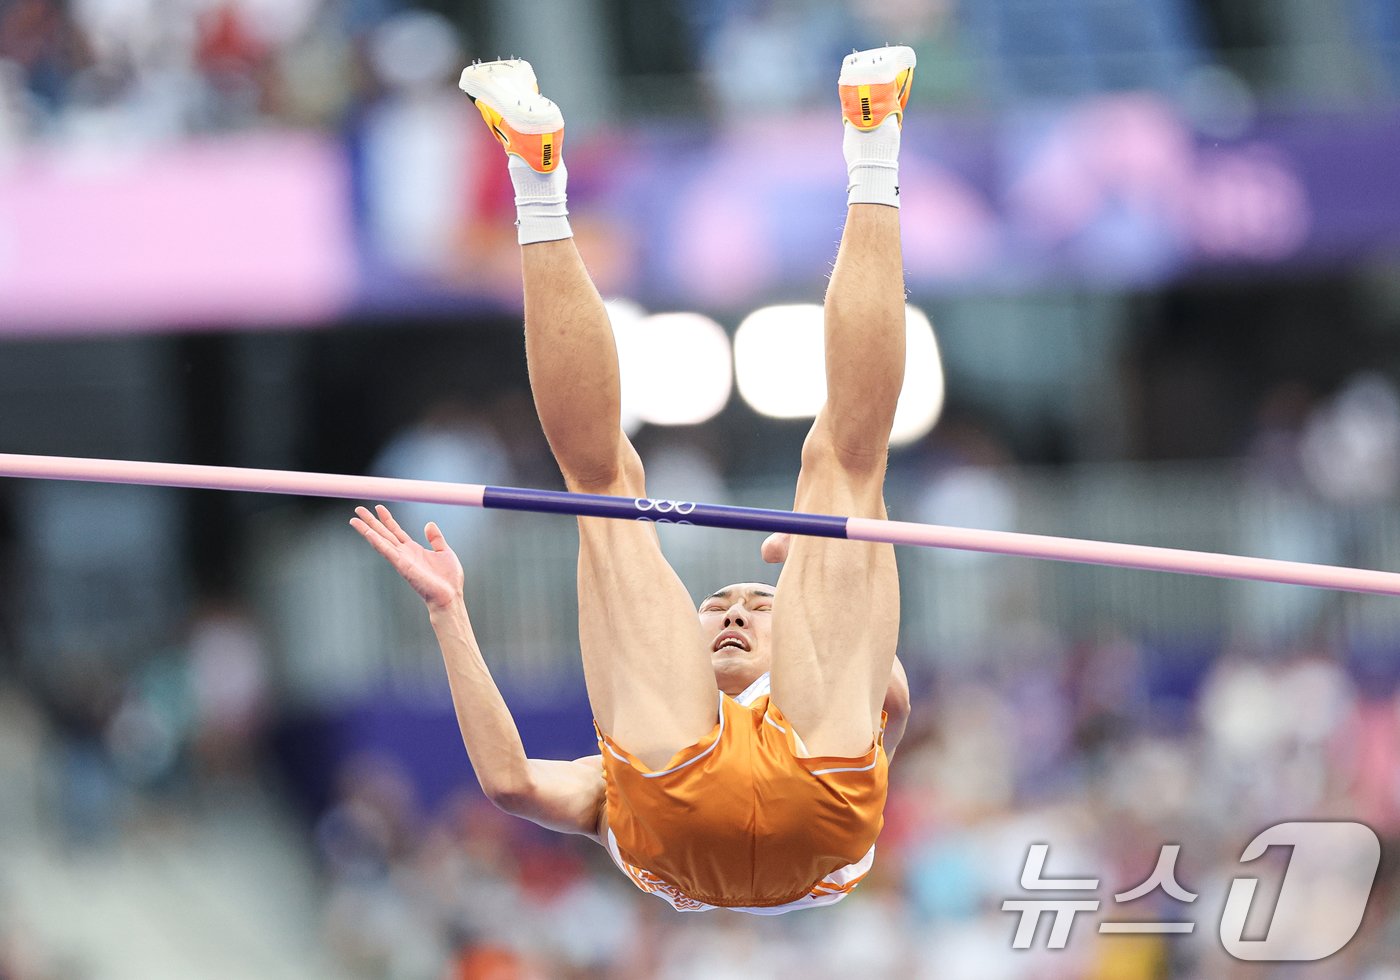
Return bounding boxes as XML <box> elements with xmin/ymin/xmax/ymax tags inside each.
<box><xmin>0</xmin><ymin>133</ymin><xmax>356</xmax><ymax>335</ymax></box>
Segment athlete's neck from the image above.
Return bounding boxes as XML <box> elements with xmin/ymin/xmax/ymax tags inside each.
<box><xmin>715</xmin><ymin>668</ymin><xmax>763</xmax><ymax>699</ymax></box>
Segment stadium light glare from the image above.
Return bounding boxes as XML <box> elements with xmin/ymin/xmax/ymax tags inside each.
<box><xmin>890</xmin><ymin>305</ymin><xmax>945</xmax><ymax>447</ymax></box>
<box><xmin>609</xmin><ymin>302</ymin><xmax>733</xmax><ymax>428</ymax></box>
<box><xmin>633</xmin><ymin>312</ymin><xmax>734</xmax><ymax>426</ymax></box>
<box><xmin>734</xmin><ymin>304</ymin><xmax>827</xmax><ymax>419</ymax></box>
<box><xmin>735</xmin><ymin>302</ymin><xmax>945</xmax><ymax>444</ymax></box>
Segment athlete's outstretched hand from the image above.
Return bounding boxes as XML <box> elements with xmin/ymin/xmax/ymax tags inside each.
<box><xmin>351</xmin><ymin>504</ymin><xmax>464</xmax><ymax>610</ymax></box>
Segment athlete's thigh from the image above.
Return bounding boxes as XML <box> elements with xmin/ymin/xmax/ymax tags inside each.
<box><xmin>573</xmin><ymin>493</ymin><xmax>718</xmax><ymax>772</ymax></box>
<box><xmin>769</xmin><ymin>428</ymin><xmax>901</xmax><ymax>757</ymax></box>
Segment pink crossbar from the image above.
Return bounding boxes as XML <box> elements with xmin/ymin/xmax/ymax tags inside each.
<box><xmin>0</xmin><ymin>452</ymin><xmax>486</xmax><ymax>508</ymax></box>
<box><xmin>846</xmin><ymin>518</ymin><xmax>1400</xmax><ymax>596</ymax></box>
<box><xmin>2</xmin><ymin>451</ymin><xmax>1400</xmax><ymax>596</ymax></box>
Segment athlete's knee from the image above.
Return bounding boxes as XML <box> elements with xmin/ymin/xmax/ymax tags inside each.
<box><xmin>563</xmin><ymin>434</ymin><xmax>647</xmax><ymax>497</ymax></box>
<box><xmin>801</xmin><ymin>415</ymin><xmax>889</xmax><ymax>484</ymax></box>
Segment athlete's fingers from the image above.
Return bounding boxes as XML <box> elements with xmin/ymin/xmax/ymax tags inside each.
<box><xmin>352</xmin><ymin>507</ymin><xmax>387</xmax><ymax>544</ymax></box>
<box><xmin>355</xmin><ymin>505</ymin><xmax>397</xmax><ymax>543</ymax></box>
<box><xmin>425</xmin><ymin>522</ymin><xmax>449</xmax><ymax>552</ymax></box>
<box><xmin>350</xmin><ymin>516</ymin><xmax>395</xmax><ymax>558</ymax></box>
<box><xmin>352</xmin><ymin>507</ymin><xmax>384</xmax><ymax>541</ymax></box>
<box><xmin>376</xmin><ymin>504</ymin><xmax>413</xmax><ymax>544</ymax></box>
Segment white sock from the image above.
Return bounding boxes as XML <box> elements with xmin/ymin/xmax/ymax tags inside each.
<box><xmin>843</xmin><ymin>115</ymin><xmax>901</xmax><ymax>208</ymax></box>
<box><xmin>509</xmin><ymin>156</ymin><xmax>572</xmax><ymax>245</ymax></box>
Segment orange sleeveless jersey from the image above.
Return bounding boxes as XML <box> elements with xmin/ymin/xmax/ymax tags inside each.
<box><xmin>596</xmin><ymin>674</ymin><xmax>889</xmax><ymax>913</ymax></box>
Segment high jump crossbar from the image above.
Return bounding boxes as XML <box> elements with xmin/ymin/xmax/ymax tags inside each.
<box><xmin>1</xmin><ymin>451</ymin><xmax>1398</xmax><ymax>596</ymax></box>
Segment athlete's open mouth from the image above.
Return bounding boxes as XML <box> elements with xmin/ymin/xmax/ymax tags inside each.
<box><xmin>713</xmin><ymin>631</ymin><xmax>750</xmax><ymax>653</ymax></box>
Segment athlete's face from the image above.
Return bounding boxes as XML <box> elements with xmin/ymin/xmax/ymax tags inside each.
<box><xmin>699</xmin><ymin>583</ymin><xmax>775</xmax><ymax>695</ymax></box>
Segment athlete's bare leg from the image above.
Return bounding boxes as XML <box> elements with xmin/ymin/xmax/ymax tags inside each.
<box><xmin>766</xmin><ymin>47</ymin><xmax>912</xmax><ymax>757</ymax></box>
<box><xmin>769</xmin><ymin>200</ymin><xmax>905</xmax><ymax>758</ymax></box>
<box><xmin>521</xmin><ymin>240</ymin><xmax>718</xmax><ymax>769</ymax></box>
<box><xmin>456</xmin><ymin>59</ymin><xmax>718</xmax><ymax>770</ymax></box>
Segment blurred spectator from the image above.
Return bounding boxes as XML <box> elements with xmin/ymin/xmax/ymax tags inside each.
<box><xmin>1340</xmin><ymin>684</ymin><xmax>1400</xmax><ymax>837</ymax></box>
<box><xmin>317</xmin><ymin>752</ymin><xmax>431</xmax><ymax>977</ymax></box>
<box><xmin>35</xmin><ymin>647</ymin><xmax>124</xmax><ymax>847</ymax></box>
<box><xmin>102</xmin><ymin>642</ymin><xmax>189</xmax><ymax>800</ymax></box>
<box><xmin>910</xmin><ymin>417</ymin><xmax>1018</xmax><ymax>558</ymax></box>
<box><xmin>370</xmin><ymin>397</ymin><xmax>513</xmax><ymax>557</ymax></box>
<box><xmin>0</xmin><ymin>0</ymin><xmax>89</xmax><ymax>116</ymax></box>
<box><xmin>186</xmin><ymin>598</ymin><xmax>270</xmax><ymax>791</ymax></box>
<box><xmin>355</xmin><ymin>9</ymin><xmax>501</xmax><ymax>281</ymax></box>
<box><xmin>699</xmin><ymin>1</ymin><xmax>848</xmax><ymax>116</ymax></box>
<box><xmin>1244</xmin><ymin>380</ymin><xmax>1316</xmax><ymax>488</ymax></box>
<box><xmin>0</xmin><ymin>49</ymin><xmax>37</xmax><ymax>149</ymax></box>
<box><xmin>1300</xmin><ymin>372</ymin><xmax>1400</xmax><ymax>505</ymax></box>
<box><xmin>905</xmin><ymin>416</ymin><xmax>1023</xmax><ymax>649</ymax></box>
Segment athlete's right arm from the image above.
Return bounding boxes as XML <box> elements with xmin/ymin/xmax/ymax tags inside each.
<box><xmin>503</xmin><ymin>756</ymin><xmax>606</xmax><ymax>839</ymax></box>
<box><xmin>350</xmin><ymin>505</ymin><xmax>605</xmax><ymax>839</ymax></box>
<box><xmin>430</xmin><ymin>600</ymin><xmax>604</xmax><ymax>839</ymax></box>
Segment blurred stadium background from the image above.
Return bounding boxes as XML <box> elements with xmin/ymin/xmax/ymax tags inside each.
<box><xmin>1</xmin><ymin>0</ymin><xmax>1399</xmax><ymax>976</ymax></box>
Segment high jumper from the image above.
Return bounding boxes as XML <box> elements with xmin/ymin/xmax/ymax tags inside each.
<box><xmin>356</xmin><ymin>44</ymin><xmax>920</xmax><ymax>914</ymax></box>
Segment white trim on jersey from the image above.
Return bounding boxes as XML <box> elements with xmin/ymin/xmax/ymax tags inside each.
<box><xmin>604</xmin><ymin>828</ymin><xmax>876</xmax><ymax>915</ymax></box>
<box><xmin>639</xmin><ymin>692</ymin><xmax>725</xmax><ymax>779</ymax></box>
<box><xmin>733</xmin><ymin>671</ymin><xmax>772</xmax><ymax>707</ymax></box>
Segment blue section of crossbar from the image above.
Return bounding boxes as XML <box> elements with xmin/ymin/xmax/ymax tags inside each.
<box><xmin>481</xmin><ymin>485</ymin><xmax>850</xmax><ymax>538</ymax></box>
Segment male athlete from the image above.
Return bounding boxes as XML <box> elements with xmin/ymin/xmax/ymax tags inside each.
<box><xmin>351</xmin><ymin>45</ymin><xmax>914</xmax><ymax>913</ymax></box>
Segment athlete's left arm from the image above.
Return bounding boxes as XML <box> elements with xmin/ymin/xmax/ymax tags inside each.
<box><xmin>882</xmin><ymin>657</ymin><xmax>911</xmax><ymax>759</ymax></box>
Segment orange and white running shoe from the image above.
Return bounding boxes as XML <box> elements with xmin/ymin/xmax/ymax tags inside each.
<box><xmin>458</xmin><ymin>59</ymin><xmax>564</xmax><ymax>174</ymax></box>
<box><xmin>839</xmin><ymin>46</ymin><xmax>916</xmax><ymax>130</ymax></box>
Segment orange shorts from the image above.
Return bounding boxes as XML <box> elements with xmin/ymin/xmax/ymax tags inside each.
<box><xmin>597</xmin><ymin>692</ymin><xmax>888</xmax><ymax>909</ymax></box>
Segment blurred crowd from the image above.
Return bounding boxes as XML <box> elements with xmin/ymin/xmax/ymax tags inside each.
<box><xmin>0</xmin><ymin>0</ymin><xmax>985</xmax><ymax>149</ymax></box>
<box><xmin>0</xmin><ymin>0</ymin><xmax>465</xmax><ymax>147</ymax></box>
<box><xmin>6</xmin><ymin>0</ymin><xmax>1395</xmax><ymax>153</ymax></box>
<box><xmin>5</xmin><ymin>624</ymin><xmax>1399</xmax><ymax>978</ymax></box>
<box><xmin>0</xmin><ymin>0</ymin><xmax>991</xmax><ymax>204</ymax></box>
<box><xmin>2</xmin><ymin>0</ymin><xmax>1396</xmax><ymax>158</ymax></box>
<box><xmin>0</xmin><ymin>599</ymin><xmax>275</xmax><ymax>980</ymax></box>
<box><xmin>0</xmin><ymin>0</ymin><xmax>1212</xmax><ymax>154</ymax></box>
<box><xmin>0</xmin><ymin>0</ymin><xmax>1170</xmax><ymax>152</ymax></box>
